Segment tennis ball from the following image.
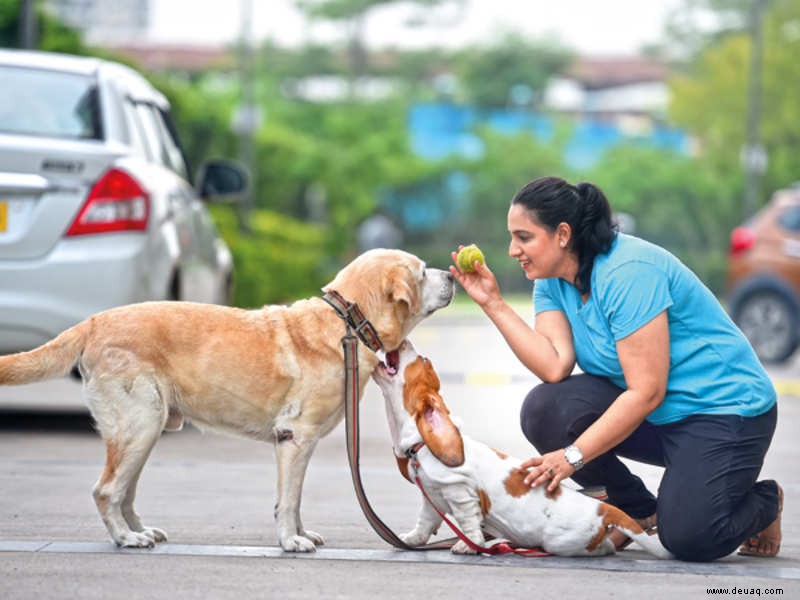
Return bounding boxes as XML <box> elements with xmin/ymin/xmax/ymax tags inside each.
<box><xmin>457</xmin><ymin>244</ymin><xmax>485</xmax><ymax>273</ymax></box>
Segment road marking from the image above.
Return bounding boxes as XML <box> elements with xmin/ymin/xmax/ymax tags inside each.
<box><xmin>440</xmin><ymin>372</ymin><xmax>800</xmax><ymax>395</ymax></box>
<box><xmin>774</xmin><ymin>379</ymin><xmax>800</xmax><ymax>397</ymax></box>
<box><xmin>1</xmin><ymin>540</ymin><xmax>798</xmax><ymax>579</ymax></box>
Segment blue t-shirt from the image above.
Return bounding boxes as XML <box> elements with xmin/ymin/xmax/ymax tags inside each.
<box><xmin>533</xmin><ymin>234</ymin><xmax>776</xmax><ymax>425</ymax></box>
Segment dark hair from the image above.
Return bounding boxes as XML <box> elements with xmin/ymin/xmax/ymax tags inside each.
<box><xmin>511</xmin><ymin>176</ymin><xmax>617</xmax><ymax>294</ymax></box>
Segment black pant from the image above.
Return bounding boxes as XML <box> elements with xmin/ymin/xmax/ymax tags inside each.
<box><xmin>519</xmin><ymin>374</ymin><xmax>780</xmax><ymax>562</ymax></box>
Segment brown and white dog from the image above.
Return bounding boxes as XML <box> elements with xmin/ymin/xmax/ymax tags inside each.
<box><xmin>372</xmin><ymin>340</ymin><xmax>671</xmax><ymax>558</ymax></box>
<box><xmin>0</xmin><ymin>249</ymin><xmax>454</xmax><ymax>552</ymax></box>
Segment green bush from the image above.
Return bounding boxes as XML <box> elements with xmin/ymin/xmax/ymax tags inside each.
<box><xmin>209</xmin><ymin>205</ymin><xmax>333</xmax><ymax>307</ymax></box>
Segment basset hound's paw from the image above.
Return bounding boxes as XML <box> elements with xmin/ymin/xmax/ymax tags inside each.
<box><xmin>400</xmin><ymin>530</ymin><xmax>430</xmax><ymax>547</ymax></box>
<box><xmin>451</xmin><ymin>539</ymin><xmax>480</xmax><ymax>554</ymax></box>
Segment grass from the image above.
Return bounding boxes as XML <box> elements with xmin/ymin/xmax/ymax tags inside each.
<box><xmin>445</xmin><ymin>292</ymin><xmax>534</xmax><ymax>317</ymax></box>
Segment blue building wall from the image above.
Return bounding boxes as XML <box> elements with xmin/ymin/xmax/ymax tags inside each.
<box><xmin>408</xmin><ymin>102</ymin><xmax>688</xmax><ymax>168</ymax></box>
<box><xmin>383</xmin><ymin>102</ymin><xmax>689</xmax><ymax>233</ymax></box>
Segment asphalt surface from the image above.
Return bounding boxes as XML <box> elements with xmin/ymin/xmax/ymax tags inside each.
<box><xmin>1</xmin><ymin>310</ymin><xmax>799</xmax><ymax>599</ymax></box>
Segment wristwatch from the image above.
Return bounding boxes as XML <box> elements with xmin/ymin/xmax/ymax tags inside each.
<box><xmin>564</xmin><ymin>445</ymin><xmax>584</xmax><ymax>471</ymax></box>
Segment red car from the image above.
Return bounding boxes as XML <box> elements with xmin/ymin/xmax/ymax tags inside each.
<box><xmin>727</xmin><ymin>185</ymin><xmax>800</xmax><ymax>363</ymax></box>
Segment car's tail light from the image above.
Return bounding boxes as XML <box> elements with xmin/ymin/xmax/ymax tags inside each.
<box><xmin>729</xmin><ymin>226</ymin><xmax>756</xmax><ymax>255</ymax></box>
<box><xmin>66</xmin><ymin>168</ymin><xmax>149</xmax><ymax>236</ymax></box>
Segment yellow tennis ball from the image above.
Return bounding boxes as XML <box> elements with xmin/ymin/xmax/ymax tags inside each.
<box><xmin>457</xmin><ymin>244</ymin><xmax>485</xmax><ymax>273</ymax></box>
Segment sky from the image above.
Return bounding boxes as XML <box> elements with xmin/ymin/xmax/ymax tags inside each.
<box><xmin>149</xmin><ymin>0</ymin><xmax>684</xmax><ymax>56</ymax></box>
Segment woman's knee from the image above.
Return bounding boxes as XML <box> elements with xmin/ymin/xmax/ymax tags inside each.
<box><xmin>658</xmin><ymin>512</ymin><xmax>735</xmax><ymax>562</ymax></box>
<box><xmin>519</xmin><ymin>383</ymin><xmax>569</xmax><ymax>450</ymax></box>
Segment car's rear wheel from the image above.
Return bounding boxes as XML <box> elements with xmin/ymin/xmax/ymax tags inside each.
<box><xmin>735</xmin><ymin>290</ymin><xmax>799</xmax><ymax>363</ymax></box>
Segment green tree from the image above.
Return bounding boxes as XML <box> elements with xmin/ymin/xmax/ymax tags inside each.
<box><xmin>454</xmin><ymin>34</ymin><xmax>573</xmax><ymax>108</ymax></box>
<box><xmin>669</xmin><ymin>0</ymin><xmax>800</xmax><ymax>216</ymax></box>
<box><xmin>295</xmin><ymin>0</ymin><xmax>465</xmax><ymax>85</ymax></box>
<box><xmin>0</xmin><ymin>0</ymin><xmax>84</xmax><ymax>53</ymax></box>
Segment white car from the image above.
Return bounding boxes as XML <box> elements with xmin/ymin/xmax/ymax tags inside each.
<box><xmin>0</xmin><ymin>49</ymin><xmax>247</xmax><ymax>355</ymax></box>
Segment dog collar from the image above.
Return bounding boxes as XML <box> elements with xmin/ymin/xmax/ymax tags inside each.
<box><xmin>322</xmin><ymin>290</ymin><xmax>384</xmax><ymax>352</ymax></box>
<box><xmin>405</xmin><ymin>442</ymin><xmax>425</xmax><ymax>458</ymax></box>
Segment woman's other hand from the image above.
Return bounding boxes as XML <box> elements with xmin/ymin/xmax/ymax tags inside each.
<box><xmin>450</xmin><ymin>247</ymin><xmax>501</xmax><ymax>308</ymax></box>
<box><xmin>519</xmin><ymin>451</ymin><xmax>576</xmax><ymax>494</ymax></box>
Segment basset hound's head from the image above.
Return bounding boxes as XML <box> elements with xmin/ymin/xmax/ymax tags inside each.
<box><xmin>373</xmin><ymin>340</ymin><xmax>465</xmax><ymax>467</ymax></box>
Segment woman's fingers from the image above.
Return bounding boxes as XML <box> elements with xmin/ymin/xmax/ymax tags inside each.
<box><xmin>519</xmin><ymin>456</ymin><xmax>543</xmax><ymax>470</ymax></box>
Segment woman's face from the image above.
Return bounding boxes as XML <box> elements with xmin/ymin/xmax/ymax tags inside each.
<box><xmin>507</xmin><ymin>203</ymin><xmax>568</xmax><ymax>281</ymax></box>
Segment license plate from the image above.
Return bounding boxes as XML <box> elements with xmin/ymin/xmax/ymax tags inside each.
<box><xmin>0</xmin><ymin>200</ymin><xmax>7</xmax><ymax>232</ymax></box>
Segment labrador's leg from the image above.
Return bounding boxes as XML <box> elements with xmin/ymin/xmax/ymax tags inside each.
<box><xmin>273</xmin><ymin>427</ymin><xmax>322</xmax><ymax>552</ymax></box>
<box><xmin>88</xmin><ymin>375</ymin><xmax>167</xmax><ymax>547</ymax></box>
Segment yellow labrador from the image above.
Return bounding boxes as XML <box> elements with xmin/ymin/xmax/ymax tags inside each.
<box><xmin>0</xmin><ymin>249</ymin><xmax>455</xmax><ymax>552</ymax></box>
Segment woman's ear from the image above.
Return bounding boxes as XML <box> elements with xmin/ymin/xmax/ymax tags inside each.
<box><xmin>415</xmin><ymin>392</ymin><xmax>464</xmax><ymax>467</ymax></box>
<box><xmin>556</xmin><ymin>222</ymin><xmax>572</xmax><ymax>248</ymax></box>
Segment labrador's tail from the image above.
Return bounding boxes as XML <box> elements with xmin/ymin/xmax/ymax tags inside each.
<box><xmin>0</xmin><ymin>320</ymin><xmax>90</xmax><ymax>385</ymax></box>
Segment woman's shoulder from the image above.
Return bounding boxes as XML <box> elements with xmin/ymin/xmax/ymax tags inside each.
<box><xmin>598</xmin><ymin>234</ymin><xmax>674</xmax><ymax>271</ymax></box>
<box><xmin>592</xmin><ymin>234</ymin><xmax>681</xmax><ymax>294</ymax></box>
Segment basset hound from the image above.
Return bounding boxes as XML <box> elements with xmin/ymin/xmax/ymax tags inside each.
<box><xmin>372</xmin><ymin>340</ymin><xmax>671</xmax><ymax>558</ymax></box>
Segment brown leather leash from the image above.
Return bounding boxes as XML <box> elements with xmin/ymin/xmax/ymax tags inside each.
<box><xmin>324</xmin><ymin>290</ymin><xmax>549</xmax><ymax>556</ymax></box>
<box><xmin>324</xmin><ymin>291</ymin><xmax>452</xmax><ymax>550</ymax></box>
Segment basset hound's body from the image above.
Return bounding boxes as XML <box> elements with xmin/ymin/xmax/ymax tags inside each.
<box><xmin>372</xmin><ymin>341</ymin><xmax>671</xmax><ymax>558</ymax></box>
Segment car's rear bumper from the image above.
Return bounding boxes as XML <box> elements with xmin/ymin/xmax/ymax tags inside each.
<box><xmin>0</xmin><ymin>234</ymin><xmax>159</xmax><ymax>354</ymax></box>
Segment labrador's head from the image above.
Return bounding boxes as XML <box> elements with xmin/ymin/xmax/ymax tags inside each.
<box><xmin>322</xmin><ymin>249</ymin><xmax>454</xmax><ymax>352</ymax></box>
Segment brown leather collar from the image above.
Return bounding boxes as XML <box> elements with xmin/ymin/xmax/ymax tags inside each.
<box><xmin>322</xmin><ymin>290</ymin><xmax>384</xmax><ymax>352</ymax></box>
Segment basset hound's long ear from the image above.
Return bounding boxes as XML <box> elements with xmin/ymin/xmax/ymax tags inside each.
<box><xmin>414</xmin><ymin>391</ymin><xmax>464</xmax><ymax>468</ymax></box>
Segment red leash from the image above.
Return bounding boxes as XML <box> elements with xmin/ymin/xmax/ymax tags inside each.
<box><xmin>409</xmin><ymin>453</ymin><xmax>550</xmax><ymax>557</ymax></box>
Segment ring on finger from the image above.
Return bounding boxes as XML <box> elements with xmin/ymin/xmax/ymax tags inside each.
<box><xmin>547</xmin><ymin>468</ymin><xmax>554</xmax><ymax>477</ymax></box>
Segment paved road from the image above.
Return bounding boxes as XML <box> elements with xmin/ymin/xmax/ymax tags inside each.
<box><xmin>1</xmin><ymin>310</ymin><xmax>799</xmax><ymax>599</ymax></box>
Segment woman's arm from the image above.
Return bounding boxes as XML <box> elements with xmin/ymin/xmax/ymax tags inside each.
<box><xmin>522</xmin><ymin>310</ymin><xmax>670</xmax><ymax>491</ymax></box>
<box><xmin>449</xmin><ymin>258</ymin><xmax>576</xmax><ymax>382</ymax></box>
<box><xmin>484</xmin><ymin>302</ymin><xmax>576</xmax><ymax>383</ymax></box>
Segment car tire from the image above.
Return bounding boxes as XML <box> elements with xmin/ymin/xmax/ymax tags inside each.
<box><xmin>734</xmin><ymin>290</ymin><xmax>799</xmax><ymax>364</ymax></box>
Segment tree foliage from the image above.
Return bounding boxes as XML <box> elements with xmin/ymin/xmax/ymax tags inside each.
<box><xmin>0</xmin><ymin>0</ymin><xmax>84</xmax><ymax>53</ymax></box>
<box><xmin>453</xmin><ymin>34</ymin><xmax>573</xmax><ymax>107</ymax></box>
<box><xmin>669</xmin><ymin>0</ymin><xmax>800</xmax><ymax>216</ymax></box>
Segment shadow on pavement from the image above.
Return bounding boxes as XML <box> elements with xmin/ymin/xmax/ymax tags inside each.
<box><xmin>0</xmin><ymin>409</ymin><xmax>94</xmax><ymax>433</ymax></box>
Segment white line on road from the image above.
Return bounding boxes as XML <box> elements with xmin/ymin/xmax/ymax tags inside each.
<box><xmin>1</xmin><ymin>540</ymin><xmax>798</xmax><ymax>580</ymax></box>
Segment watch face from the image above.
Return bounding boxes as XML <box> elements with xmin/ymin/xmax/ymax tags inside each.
<box><xmin>566</xmin><ymin>447</ymin><xmax>582</xmax><ymax>464</ymax></box>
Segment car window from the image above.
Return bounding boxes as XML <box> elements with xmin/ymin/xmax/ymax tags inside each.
<box><xmin>153</xmin><ymin>108</ymin><xmax>189</xmax><ymax>179</ymax></box>
<box><xmin>134</xmin><ymin>102</ymin><xmax>189</xmax><ymax>179</ymax></box>
<box><xmin>121</xmin><ymin>98</ymin><xmax>149</xmax><ymax>159</ymax></box>
<box><xmin>778</xmin><ymin>206</ymin><xmax>800</xmax><ymax>232</ymax></box>
<box><xmin>135</xmin><ymin>103</ymin><xmax>168</xmax><ymax>167</ymax></box>
<box><xmin>0</xmin><ymin>66</ymin><xmax>102</xmax><ymax>139</ymax></box>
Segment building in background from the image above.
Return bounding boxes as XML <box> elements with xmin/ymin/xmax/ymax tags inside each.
<box><xmin>46</xmin><ymin>0</ymin><xmax>150</xmax><ymax>45</ymax></box>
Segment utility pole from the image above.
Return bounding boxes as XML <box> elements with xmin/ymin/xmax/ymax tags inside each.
<box><xmin>233</xmin><ymin>0</ymin><xmax>259</xmax><ymax>233</ymax></box>
<box><xmin>741</xmin><ymin>0</ymin><xmax>769</xmax><ymax>219</ymax></box>
<box><xmin>20</xmin><ymin>0</ymin><xmax>37</xmax><ymax>49</ymax></box>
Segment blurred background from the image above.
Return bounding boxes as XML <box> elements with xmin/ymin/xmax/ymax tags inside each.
<box><xmin>3</xmin><ymin>0</ymin><xmax>800</xmax><ymax>360</ymax></box>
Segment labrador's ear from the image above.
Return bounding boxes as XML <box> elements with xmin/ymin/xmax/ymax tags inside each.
<box><xmin>415</xmin><ymin>392</ymin><xmax>464</xmax><ymax>468</ymax></box>
<box><xmin>383</xmin><ymin>268</ymin><xmax>421</xmax><ymax>315</ymax></box>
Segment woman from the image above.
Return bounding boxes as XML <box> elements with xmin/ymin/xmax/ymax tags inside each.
<box><xmin>450</xmin><ymin>176</ymin><xmax>781</xmax><ymax>562</ymax></box>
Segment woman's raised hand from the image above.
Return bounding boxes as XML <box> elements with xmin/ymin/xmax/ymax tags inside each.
<box><xmin>449</xmin><ymin>246</ymin><xmax>502</xmax><ymax>308</ymax></box>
